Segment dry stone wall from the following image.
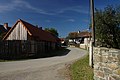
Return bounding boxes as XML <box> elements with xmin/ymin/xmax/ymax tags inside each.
<box><xmin>93</xmin><ymin>47</ymin><xmax>120</xmax><ymax>80</ymax></box>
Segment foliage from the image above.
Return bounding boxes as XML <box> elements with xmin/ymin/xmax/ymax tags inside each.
<box><xmin>67</xmin><ymin>32</ymin><xmax>78</xmax><ymax>39</ymax></box>
<box><xmin>44</xmin><ymin>28</ymin><xmax>58</xmax><ymax>37</ymax></box>
<box><xmin>70</xmin><ymin>54</ymin><xmax>93</xmax><ymax>80</ymax></box>
<box><xmin>94</xmin><ymin>5</ymin><xmax>120</xmax><ymax>48</ymax></box>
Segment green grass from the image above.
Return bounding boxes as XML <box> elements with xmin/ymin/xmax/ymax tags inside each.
<box><xmin>70</xmin><ymin>54</ymin><xmax>93</xmax><ymax>80</ymax></box>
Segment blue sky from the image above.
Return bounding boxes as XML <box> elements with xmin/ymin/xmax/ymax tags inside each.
<box><xmin>0</xmin><ymin>0</ymin><xmax>120</xmax><ymax>37</ymax></box>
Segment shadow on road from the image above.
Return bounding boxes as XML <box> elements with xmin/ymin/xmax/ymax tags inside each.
<box><xmin>23</xmin><ymin>47</ymin><xmax>71</xmax><ymax>60</ymax></box>
<box><xmin>0</xmin><ymin>47</ymin><xmax>71</xmax><ymax>61</ymax></box>
<box><xmin>54</xmin><ymin>48</ymin><xmax>71</xmax><ymax>56</ymax></box>
<box><xmin>42</xmin><ymin>47</ymin><xmax>71</xmax><ymax>58</ymax></box>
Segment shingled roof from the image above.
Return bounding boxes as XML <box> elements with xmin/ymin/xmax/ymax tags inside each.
<box><xmin>68</xmin><ymin>31</ymin><xmax>91</xmax><ymax>39</ymax></box>
<box><xmin>3</xmin><ymin>19</ymin><xmax>59</xmax><ymax>42</ymax></box>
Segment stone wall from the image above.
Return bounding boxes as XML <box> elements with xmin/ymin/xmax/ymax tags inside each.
<box><xmin>93</xmin><ymin>47</ymin><xmax>120</xmax><ymax>80</ymax></box>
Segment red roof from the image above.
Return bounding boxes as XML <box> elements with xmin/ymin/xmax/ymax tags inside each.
<box><xmin>69</xmin><ymin>31</ymin><xmax>91</xmax><ymax>38</ymax></box>
<box><xmin>3</xmin><ymin>19</ymin><xmax>59</xmax><ymax>42</ymax></box>
<box><xmin>77</xmin><ymin>31</ymin><xmax>91</xmax><ymax>37</ymax></box>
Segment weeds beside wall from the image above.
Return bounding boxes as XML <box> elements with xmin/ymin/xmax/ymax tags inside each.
<box><xmin>93</xmin><ymin>47</ymin><xmax>120</xmax><ymax>80</ymax></box>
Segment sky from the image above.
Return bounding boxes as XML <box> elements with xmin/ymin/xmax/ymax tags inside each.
<box><xmin>0</xmin><ymin>0</ymin><xmax>120</xmax><ymax>37</ymax></box>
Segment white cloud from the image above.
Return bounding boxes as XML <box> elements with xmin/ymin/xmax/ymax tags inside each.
<box><xmin>0</xmin><ymin>0</ymin><xmax>54</xmax><ymax>15</ymax></box>
<box><xmin>83</xmin><ymin>19</ymin><xmax>90</xmax><ymax>23</ymax></box>
<box><xmin>0</xmin><ymin>1</ymin><xmax>16</xmax><ymax>12</ymax></box>
<box><xmin>58</xmin><ymin>6</ymin><xmax>89</xmax><ymax>14</ymax></box>
<box><xmin>45</xmin><ymin>20</ymin><xmax>51</xmax><ymax>22</ymax></box>
<box><xmin>66</xmin><ymin>19</ymin><xmax>75</xmax><ymax>22</ymax></box>
<box><xmin>0</xmin><ymin>0</ymin><xmax>89</xmax><ymax>15</ymax></box>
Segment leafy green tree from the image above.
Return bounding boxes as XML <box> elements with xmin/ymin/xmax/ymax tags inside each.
<box><xmin>94</xmin><ymin>5</ymin><xmax>120</xmax><ymax>48</ymax></box>
<box><xmin>44</xmin><ymin>28</ymin><xmax>59</xmax><ymax>37</ymax></box>
<box><xmin>66</xmin><ymin>32</ymin><xmax>78</xmax><ymax>39</ymax></box>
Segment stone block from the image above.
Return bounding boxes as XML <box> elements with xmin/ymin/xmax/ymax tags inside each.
<box><xmin>109</xmin><ymin>49</ymin><xmax>119</xmax><ymax>53</ymax></box>
<box><xmin>94</xmin><ymin>64</ymin><xmax>99</xmax><ymax>70</ymax></box>
<box><xmin>112</xmin><ymin>75</ymin><xmax>120</xmax><ymax>80</ymax></box>
<box><xmin>104</xmin><ymin>68</ymin><xmax>112</xmax><ymax>74</ymax></box>
<box><xmin>116</xmin><ymin>54</ymin><xmax>120</xmax><ymax>61</ymax></box>
<box><xmin>108</xmin><ymin>76</ymin><xmax>116</xmax><ymax>80</ymax></box>
<box><xmin>97</xmin><ymin>71</ymin><xmax>104</xmax><ymax>78</ymax></box>
<box><xmin>112</xmin><ymin>53</ymin><xmax>117</xmax><ymax>57</ymax></box>
<box><xmin>107</xmin><ymin>63</ymin><xmax>118</xmax><ymax>70</ymax></box>
<box><xmin>95</xmin><ymin>55</ymin><xmax>102</xmax><ymax>62</ymax></box>
<box><xmin>102</xmin><ymin>56</ymin><xmax>108</xmax><ymax>62</ymax></box>
<box><xmin>99</xmin><ymin>78</ymin><xmax>105</xmax><ymax>80</ymax></box>
<box><xmin>108</xmin><ymin>56</ymin><xmax>114</xmax><ymax>62</ymax></box>
<box><xmin>114</xmin><ymin>68</ymin><xmax>120</xmax><ymax>75</ymax></box>
<box><xmin>113</xmin><ymin>58</ymin><xmax>119</xmax><ymax>62</ymax></box>
<box><xmin>99</xmin><ymin>63</ymin><xmax>106</xmax><ymax>67</ymax></box>
<box><xmin>94</xmin><ymin>76</ymin><xmax>105</xmax><ymax>80</ymax></box>
<box><xmin>101</xmin><ymin>51</ymin><xmax>108</xmax><ymax>56</ymax></box>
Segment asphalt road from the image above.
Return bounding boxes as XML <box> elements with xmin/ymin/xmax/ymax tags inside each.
<box><xmin>0</xmin><ymin>47</ymin><xmax>87</xmax><ymax>80</ymax></box>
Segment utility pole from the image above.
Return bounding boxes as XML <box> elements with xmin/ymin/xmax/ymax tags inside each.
<box><xmin>89</xmin><ymin>0</ymin><xmax>95</xmax><ymax>67</ymax></box>
<box><xmin>91</xmin><ymin>0</ymin><xmax>95</xmax><ymax>46</ymax></box>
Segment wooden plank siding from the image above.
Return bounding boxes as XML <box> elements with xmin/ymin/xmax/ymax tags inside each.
<box><xmin>6</xmin><ymin>22</ymin><xmax>27</xmax><ymax>40</ymax></box>
<box><xmin>0</xmin><ymin>40</ymin><xmax>56</xmax><ymax>59</ymax></box>
<box><xmin>1</xmin><ymin>19</ymin><xmax>60</xmax><ymax>59</ymax></box>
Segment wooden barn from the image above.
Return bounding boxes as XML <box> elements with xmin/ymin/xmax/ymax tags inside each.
<box><xmin>0</xmin><ymin>19</ymin><xmax>60</xmax><ymax>59</ymax></box>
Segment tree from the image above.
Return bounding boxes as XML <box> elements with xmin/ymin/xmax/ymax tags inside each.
<box><xmin>44</xmin><ymin>28</ymin><xmax>59</xmax><ymax>37</ymax></box>
<box><xmin>94</xmin><ymin>5</ymin><xmax>120</xmax><ymax>49</ymax></box>
<box><xmin>66</xmin><ymin>32</ymin><xmax>78</xmax><ymax>39</ymax></box>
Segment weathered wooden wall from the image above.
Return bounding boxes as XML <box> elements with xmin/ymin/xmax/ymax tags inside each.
<box><xmin>0</xmin><ymin>40</ymin><xmax>57</xmax><ymax>59</ymax></box>
<box><xmin>7</xmin><ymin>22</ymin><xmax>27</xmax><ymax>40</ymax></box>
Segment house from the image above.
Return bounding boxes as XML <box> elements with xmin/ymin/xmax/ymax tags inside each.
<box><xmin>3</xmin><ymin>19</ymin><xmax>58</xmax><ymax>41</ymax></box>
<box><xmin>60</xmin><ymin>38</ymin><xmax>67</xmax><ymax>46</ymax></box>
<box><xmin>0</xmin><ymin>23</ymin><xmax>11</xmax><ymax>40</ymax></box>
<box><xmin>60</xmin><ymin>38</ymin><xmax>65</xmax><ymax>44</ymax></box>
<box><xmin>68</xmin><ymin>31</ymin><xmax>91</xmax><ymax>49</ymax></box>
<box><xmin>2</xmin><ymin>19</ymin><xmax>60</xmax><ymax>57</ymax></box>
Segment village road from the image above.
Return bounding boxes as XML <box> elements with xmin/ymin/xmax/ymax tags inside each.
<box><xmin>0</xmin><ymin>47</ymin><xmax>87</xmax><ymax>80</ymax></box>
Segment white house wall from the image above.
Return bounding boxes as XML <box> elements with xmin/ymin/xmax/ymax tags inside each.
<box><xmin>7</xmin><ymin>22</ymin><xmax>27</xmax><ymax>40</ymax></box>
<box><xmin>84</xmin><ymin>38</ymin><xmax>88</xmax><ymax>45</ymax></box>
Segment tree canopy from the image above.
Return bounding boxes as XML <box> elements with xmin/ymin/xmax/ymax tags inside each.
<box><xmin>94</xmin><ymin>5</ymin><xmax>120</xmax><ymax>49</ymax></box>
<box><xmin>44</xmin><ymin>28</ymin><xmax>59</xmax><ymax>37</ymax></box>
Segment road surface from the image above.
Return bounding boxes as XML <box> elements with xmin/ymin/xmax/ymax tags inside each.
<box><xmin>0</xmin><ymin>47</ymin><xmax>87</xmax><ymax>80</ymax></box>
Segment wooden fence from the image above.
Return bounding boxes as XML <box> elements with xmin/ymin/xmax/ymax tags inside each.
<box><xmin>0</xmin><ymin>40</ymin><xmax>58</xmax><ymax>59</ymax></box>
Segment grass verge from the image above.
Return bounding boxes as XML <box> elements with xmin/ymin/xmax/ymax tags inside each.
<box><xmin>70</xmin><ymin>54</ymin><xmax>93</xmax><ymax>80</ymax></box>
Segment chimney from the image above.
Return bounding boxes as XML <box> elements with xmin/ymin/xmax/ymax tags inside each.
<box><xmin>4</xmin><ymin>23</ymin><xmax>8</xmax><ymax>30</ymax></box>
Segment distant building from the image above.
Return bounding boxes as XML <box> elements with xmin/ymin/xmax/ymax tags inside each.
<box><xmin>68</xmin><ymin>31</ymin><xmax>91</xmax><ymax>49</ymax></box>
<box><xmin>60</xmin><ymin>38</ymin><xmax>67</xmax><ymax>46</ymax></box>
